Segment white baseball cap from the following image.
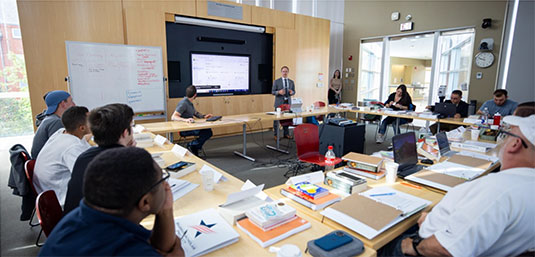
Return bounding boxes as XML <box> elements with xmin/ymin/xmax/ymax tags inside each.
<box><xmin>502</xmin><ymin>115</ymin><xmax>535</xmax><ymax>146</ymax></box>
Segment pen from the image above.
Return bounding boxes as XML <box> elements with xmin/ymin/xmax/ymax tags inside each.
<box><xmin>180</xmin><ymin>229</ymin><xmax>188</xmax><ymax>239</ymax></box>
<box><xmin>400</xmin><ymin>182</ymin><xmax>422</xmax><ymax>190</ymax></box>
<box><xmin>369</xmin><ymin>192</ymin><xmax>395</xmax><ymax>197</ymax></box>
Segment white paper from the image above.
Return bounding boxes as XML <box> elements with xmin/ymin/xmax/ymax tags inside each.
<box><xmin>360</xmin><ymin>187</ymin><xmax>430</xmax><ymax>216</ymax></box>
<box><xmin>456</xmin><ymin>151</ymin><xmax>499</xmax><ymax>164</ymax></box>
<box><xmin>426</xmin><ymin>161</ymin><xmax>484</xmax><ymax>180</ymax></box>
<box><xmin>169</xmin><ymin>178</ymin><xmax>199</xmax><ymax>201</ymax></box>
<box><xmin>219</xmin><ymin>184</ymin><xmax>264</xmax><ymax>207</ymax></box>
<box><xmin>133</xmin><ymin>124</ymin><xmax>145</xmax><ymax>134</ymax></box>
<box><xmin>199</xmin><ymin>165</ymin><xmax>225</xmax><ymax>184</ymax></box>
<box><xmin>242</xmin><ymin>180</ymin><xmax>271</xmax><ymax>201</ymax></box>
<box><xmin>154</xmin><ymin>134</ymin><xmax>168</xmax><ymax>146</ymax></box>
<box><xmin>172</xmin><ymin>144</ymin><xmax>188</xmax><ymax>157</ymax></box>
<box><xmin>462</xmin><ymin>140</ymin><xmax>497</xmax><ymax>149</ymax></box>
<box><xmin>285</xmin><ymin>170</ymin><xmax>324</xmax><ymax>185</ymax></box>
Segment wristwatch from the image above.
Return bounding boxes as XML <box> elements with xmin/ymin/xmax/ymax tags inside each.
<box><xmin>410</xmin><ymin>234</ymin><xmax>423</xmax><ymax>256</ymax></box>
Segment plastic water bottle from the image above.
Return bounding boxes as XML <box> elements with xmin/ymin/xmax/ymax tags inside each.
<box><xmin>482</xmin><ymin>107</ymin><xmax>489</xmax><ymax>124</ymax></box>
<box><xmin>325</xmin><ymin>146</ymin><xmax>336</xmax><ymax>172</ymax></box>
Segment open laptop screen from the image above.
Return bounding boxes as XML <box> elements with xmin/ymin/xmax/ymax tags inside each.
<box><xmin>436</xmin><ymin>132</ymin><xmax>451</xmax><ymax>155</ymax></box>
<box><xmin>393</xmin><ymin>132</ymin><xmax>418</xmax><ymax>167</ymax></box>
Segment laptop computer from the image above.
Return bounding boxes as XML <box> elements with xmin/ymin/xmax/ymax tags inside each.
<box><xmin>392</xmin><ymin>132</ymin><xmax>425</xmax><ymax>178</ymax></box>
<box><xmin>434</xmin><ymin>102</ymin><xmax>456</xmax><ymax>118</ymax></box>
<box><xmin>436</xmin><ymin>132</ymin><xmax>459</xmax><ymax>157</ymax></box>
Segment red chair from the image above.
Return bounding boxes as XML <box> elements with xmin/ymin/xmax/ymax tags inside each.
<box><xmin>313</xmin><ymin>101</ymin><xmax>327</xmax><ymax>122</ymax></box>
<box><xmin>35</xmin><ymin>190</ymin><xmax>63</xmax><ymax>247</ymax></box>
<box><xmin>285</xmin><ymin>124</ymin><xmax>342</xmax><ymax>177</ymax></box>
<box><xmin>24</xmin><ymin>160</ymin><xmax>40</xmax><ymax>227</ymax></box>
<box><xmin>276</xmin><ymin>104</ymin><xmax>294</xmax><ymax>139</ymax></box>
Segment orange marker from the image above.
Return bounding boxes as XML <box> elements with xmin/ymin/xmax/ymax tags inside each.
<box><xmin>401</xmin><ymin>182</ymin><xmax>422</xmax><ymax>190</ymax></box>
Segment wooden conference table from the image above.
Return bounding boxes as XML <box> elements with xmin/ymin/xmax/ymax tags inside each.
<box><xmin>142</xmin><ymin>107</ymin><xmax>344</xmax><ymax>161</ymax></box>
<box><xmin>140</xmin><ymin>136</ymin><xmax>377</xmax><ymax>257</ymax></box>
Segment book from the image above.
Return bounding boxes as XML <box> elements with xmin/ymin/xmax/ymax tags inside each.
<box><xmin>175</xmin><ymin>208</ymin><xmax>240</xmax><ymax>257</ymax></box>
<box><xmin>325</xmin><ymin>171</ymin><xmax>367</xmax><ymax>195</ymax></box>
<box><xmin>417</xmin><ymin>140</ymin><xmax>439</xmax><ymax>161</ymax></box>
<box><xmin>280</xmin><ymin>188</ymin><xmax>341</xmax><ymax>211</ymax></box>
<box><xmin>320</xmin><ymin>187</ymin><xmax>430</xmax><ymax>239</ymax></box>
<box><xmin>288</xmin><ymin>182</ymin><xmax>329</xmax><ymax>200</ymax></box>
<box><xmin>245</xmin><ymin>201</ymin><xmax>296</xmax><ymax>231</ymax></box>
<box><xmin>237</xmin><ymin>215</ymin><xmax>311</xmax><ymax>248</ymax></box>
<box><xmin>169</xmin><ymin>161</ymin><xmax>197</xmax><ymax>179</ymax></box>
<box><xmin>343</xmin><ymin>167</ymin><xmax>385</xmax><ymax>180</ymax></box>
<box><xmin>217</xmin><ymin>183</ymin><xmax>266</xmax><ymax>225</ymax></box>
<box><xmin>342</xmin><ymin>152</ymin><xmax>383</xmax><ymax>172</ymax></box>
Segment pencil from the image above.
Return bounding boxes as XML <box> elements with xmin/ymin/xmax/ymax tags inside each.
<box><xmin>400</xmin><ymin>182</ymin><xmax>422</xmax><ymax>189</ymax></box>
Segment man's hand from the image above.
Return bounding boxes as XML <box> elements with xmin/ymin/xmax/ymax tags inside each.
<box><xmin>426</xmin><ymin>105</ymin><xmax>432</xmax><ymax>110</ymax></box>
<box><xmin>401</xmin><ymin>237</ymin><xmax>417</xmax><ymax>256</ymax></box>
<box><xmin>418</xmin><ymin>211</ymin><xmax>428</xmax><ymax>227</ymax></box>
<box><xmin>288</xmin><ymin>89</ymin><xmax>294</xmax><ymax>95</ymax></box>
<box><xmin>127</xmin><ymin>137</ymin><xmax>137</xmax><ymax>147</ymax></box>
<box><xmin>278</xmin><ymin>89</ymin><xmax>285</xmax><ymax>95</ymax></box>
<box><xmin>158</xmin><ymin>182</ymin><xmax>174</xmax><ymax>214</ymax></box>
<box><xmin>204</xmin><ymin>114</ymin><xmax>213</xmax><ymax>119</ymax></box>
<box><xmin>454</xmin><ymin>113</ymin><xmax>461</xmax><ymax>119</ymax></box>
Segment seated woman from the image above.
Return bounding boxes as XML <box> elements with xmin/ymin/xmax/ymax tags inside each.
<box><xmin>376</xmin><ymin>84</ymin><xmax>413</xmax><ymax>144</ymax></box>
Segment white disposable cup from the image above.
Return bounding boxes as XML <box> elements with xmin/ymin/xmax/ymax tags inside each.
<box><xmin>276</xmin><ymin>107</ymin><xmax>282</xmax><ymax>116</ymax></box>
<box><xmin>200</xmin><ymin>170</ymin><xmax>214</xmax><ymax>191</ymax></box>
<box><xmin>471</xmin><ymin>129</ymin><xmax>480</xmax><ymax>141</ymax></box>
<box><xmin>276</xmin><ymin>244</ymin><xmax>301</xmax><ymax>257</ymax></box>
<box><xmin>384</xmin><ymin>161</ymin><xmax>399</xmax><ymax>184</ymax></box>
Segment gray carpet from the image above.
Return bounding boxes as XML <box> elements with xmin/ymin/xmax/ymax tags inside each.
<box><xmin>0</xmin><ymin>124</ymin><xmax>400</xmax><ymax>256</ymax></box>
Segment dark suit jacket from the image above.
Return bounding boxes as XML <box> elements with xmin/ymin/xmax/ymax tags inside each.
<box><xmin>445</xmin><ymin>99</ymin><xmax>469</xmax><ymax>118</ymax></box>
<box><xmin>272</xmin><ymin>77</ymin><xmax>295</xmax><ymax>108</ymax></box>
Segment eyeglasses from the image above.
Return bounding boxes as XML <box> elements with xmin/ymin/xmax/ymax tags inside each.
<box><xmin>499</xmin><ymin>129</ymin><xmax>529</xmax><ymax>149</ymax></box>
<box><xmin>137</xmin><ymin>169</ymin><xmax>170</xmax><ymax>201</ymax></box>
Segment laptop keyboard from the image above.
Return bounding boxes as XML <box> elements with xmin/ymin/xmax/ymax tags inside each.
<box><xmin>397</xmin><ymin>164</ymin><xmax>425</xmax><ymax>178</ymax></box>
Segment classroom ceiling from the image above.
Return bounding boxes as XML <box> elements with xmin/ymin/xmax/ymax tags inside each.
<box><xmin>390</xmin><ymin>34</ymin><xmax>434</xmax><ymax>60</ymax></box>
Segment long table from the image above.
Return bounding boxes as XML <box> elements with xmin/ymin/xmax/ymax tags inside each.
<box><xmin>142</xmin><ymin>107</ymin><xmax>343</xmax><ymax>161</ymax></box>
<box><xmin>141</xmin><ymin>138</ymin><xmax>376</xmax><ymax>257</ymax></box>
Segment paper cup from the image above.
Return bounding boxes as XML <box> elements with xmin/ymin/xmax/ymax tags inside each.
<box><xmin>384</xmin><ymin>161</ymin><xmax>399</xmax><ymax>184</ymax></box>
<box><xmin>276</xmin><ymin>244</ymin><xmax>301</xmax><ymax>257</ymax></box>
<box><xmin>200</xmin><ymin>169</ymin><xmax>214</xmax><ymax>191</ymax></box>
<box><xmin>276</xmin><ymin>107</ymin><xmax>282</xmax><ymax>116</ymax></box>
<box><xmin>471</xmin><ymin>129</ymin><xmax>480</xmax><ymax>141</ymax></box>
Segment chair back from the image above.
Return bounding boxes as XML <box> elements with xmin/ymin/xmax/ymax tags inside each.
<box><xmin>278</xmin><ymin>104</ymin><xmax>291</xmax><ymax>111</ymax></box>
<box><xmin>313</xmin><ymin>101</ymin><xmax>326</xmax><ymax>108</ymax></box>
<box><xmin>24</xmin><ymin>160</ymin><xmax>38</xmax><ymax>195</ymax></box>
<box><xmin>278</xmin><ymin>104</ymin><xmax>293</xmax><ymax>126</ymax></box>
<box><xmin>36</xmin><ymin>190</ymin><xmax>63</xmax><ymax>237</ymax></box>
<box><xmin>294</xmin><ymin>124</ymin><xmax>320</xmax><ymax>159</ymax></box>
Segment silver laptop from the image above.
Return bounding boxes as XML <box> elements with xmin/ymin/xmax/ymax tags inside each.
<box><xmin>436</xmin><ymin>132</ymin><xmax>459</xmax><ymax>157</ymax></box>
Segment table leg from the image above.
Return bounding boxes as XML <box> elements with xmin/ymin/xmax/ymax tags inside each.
<box><xmin>266</xmin><ymin>120</ymin><xmax>289</xmax><ymax>154</ymax></box>
<box><xmin>395</xmin><ymin>118</ymin><xmax>400</xmax><ymax>135</ymax></box>
<box><xmin>437</xmin><ymin>122</ymin><xmax>441</xmax><ymax>133</ymax></box>
<box><xmin>234</xmin><ymin>124</ymin><xmax>255</xmax><ymax>162</ymax></box>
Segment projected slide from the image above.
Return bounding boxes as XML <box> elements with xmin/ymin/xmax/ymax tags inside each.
<box><xmin>191</xmin><ymin>53</ymin><xmax>249</xmax><ymax>94</ymax></box>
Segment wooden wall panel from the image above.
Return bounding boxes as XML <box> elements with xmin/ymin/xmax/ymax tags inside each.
<box><xmin>196</xmin><ymin>0</ymin><xmax>252</xmax><ymax>24</ymax></box>
<box><xmin>17</xmin><ymin>0</ymin><xmax>124</xmax><ymax>126</ymax></box>
<box><xmin>274</xmin><ymin>27</ymin><xmax>297</xmax><ymax>96</ymax></box>
<box><xmin>122</xmin><ymin>0</ymin><xmax>196</xmax><ymax>16</ymax></box>
<box><xmin>251</xmin><ymin>6</ymin><xmax>294</xmax><ymax>29</ymax></box>
<box><xmin>294</xmin><ymin>14</ymin><xmax>330</xmax><ymax>107</ymax></box>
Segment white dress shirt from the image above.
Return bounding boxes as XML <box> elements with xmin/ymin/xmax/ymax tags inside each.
<box><xmin>33</xmin><ymin>129</ymin><xmax>91</xmax><ymax>206</ymax></box>
<box><xmin>419</xmin><ymin>167</ymin><xmax>535</xmax><ymax>257</ymax></box>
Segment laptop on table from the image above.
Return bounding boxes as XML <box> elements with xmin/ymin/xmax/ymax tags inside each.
<box><xmin>433</xmin><ymin>102</ymin><xmax>456</xmax><ymax>118</ymax></box>
<box><xmin>435</xmin><ymin>132</ymin><xmax>459</xmax><ymax>158</ymax></box>
<box><xmin>393</xmin><ymin>132</ymin><xmax>425</xmax><ymax>178</ymax></box>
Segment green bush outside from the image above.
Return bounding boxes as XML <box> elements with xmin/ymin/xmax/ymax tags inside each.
<box><xmin>0</xmin><ymin>97</ymin><xmax>33</xmax><ymax>137</ymax></box>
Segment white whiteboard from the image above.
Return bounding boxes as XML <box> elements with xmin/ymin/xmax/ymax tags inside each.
<box><xmin>66</xmin><ymin>41</ymin><xmax>165</xmax><ymax>113</ymax></box>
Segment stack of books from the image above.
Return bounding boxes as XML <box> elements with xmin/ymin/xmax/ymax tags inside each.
<box><xmin>342</xmin><ymin>152</ymin><xmax>385</xmax><ymax>180</ymax></box>
<box><xmin>280</xmin><ymin>182</ymin><xmax>341</xmax><ymax>210</ymax></box>
<box><xmin>324</xmin><ymin>170</ymin><xmax>368</xmax><ymax>194</ymax></box>
<box><xmin>237</xmin><ymin>201</ymin><xmax>310</xmax><ymax>247</ymax></box>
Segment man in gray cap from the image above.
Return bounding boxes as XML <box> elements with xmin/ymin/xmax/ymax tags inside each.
<box><xmin>31</xmin><ymin>90</ymin><xmax>75</xmax><ymax>158</ymax></box>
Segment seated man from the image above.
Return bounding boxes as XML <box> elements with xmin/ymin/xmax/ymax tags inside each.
<box><xmin>31</xmin><ymin>90</ymin><xmax>76</xmax><ymax>158</ymax></box>
<box><xmin>33</xmin><ymin>106</ymin><xmax>91</xmax><ymax>206</ymax></box>
<box><xmin>428</xmin><ymin>90</ymin><xmax>469</xmax><ymax>134</ymax></box>
<box><xmin>476</xmin><ymin>89</ymin><xmax>518</xmax><ymax>117</ymax></box>
<box><xmin>171</xmin><ymin>85</ymin><xmax>213</xmax><ymax>156</ymax></box>
<box><xmin>63</xmin><ymin>103</ymin><xmax>136</xmax><ymax>214</ymax></box>
<box><xmin>379</xmin><ymin>114</ymin><xmax>535</xmax><ymax>257</ymax></box>
<box><xmin>39</xmin><ymin>147</ymin><xmax>184</xmax><ymax>256</ymax></box>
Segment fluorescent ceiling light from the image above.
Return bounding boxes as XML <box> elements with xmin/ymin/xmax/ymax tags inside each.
<box><xmin>174</xmin><ymin>16</ymin><xmax>266</xmax><ymax>33</ymax></box>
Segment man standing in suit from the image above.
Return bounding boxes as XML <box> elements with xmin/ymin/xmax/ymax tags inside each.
<box><xmin>272</xmin><ymin>66</ymin><xmax>295</xmax><ymax>139</ymax></box>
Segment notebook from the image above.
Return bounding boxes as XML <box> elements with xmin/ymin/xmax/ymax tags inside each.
<box><xmin>280</xmin><ymin>188</ymin><xmax>341</xmax><ymax>211</ymax></box>
<box><xmin>237</xmin><ymin>215</ymin><xmax>311</xmax><ymax>248</ymax></box>
<box><xmin>175</xmin><ymin>208</ymin><xmax>240</xmax><ymax>257</ymax></box>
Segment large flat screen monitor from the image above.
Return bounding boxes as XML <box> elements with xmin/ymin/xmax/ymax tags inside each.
<box><xmin>191</xmin><ymin>53</ymin><xmax>249</xmax><ymax>95</ymax></box>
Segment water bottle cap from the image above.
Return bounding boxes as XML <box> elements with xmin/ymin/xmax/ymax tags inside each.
<box><xmin>328</xmin><ymin>146</ymin><xmax>333</xmax><ymax>150</ymax></box>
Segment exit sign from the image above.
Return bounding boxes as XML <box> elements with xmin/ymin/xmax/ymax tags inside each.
<box><xmin>400</xmin><ymin>22</ymin><xmax>413</xmax><ymax>31</ymax></box>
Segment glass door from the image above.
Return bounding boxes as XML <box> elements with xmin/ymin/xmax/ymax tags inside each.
<box><xmin>357</xmin><ymin>40</ymin><xmax>383</xmax><ymax>102</ymax></box>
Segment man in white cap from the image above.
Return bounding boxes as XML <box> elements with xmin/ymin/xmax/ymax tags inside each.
<box><xmin>31</xmin><ymin>90</ymin><xmax>75</xmax><ymax>158</ymax></box>
<box><xmin>380</xmin><ymin>115</ymin><xmax>535</xmax><ymax>257</ymax></box>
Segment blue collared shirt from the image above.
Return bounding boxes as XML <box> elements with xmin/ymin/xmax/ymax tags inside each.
<box><xmin>479</xmin><ymin>99</ymin><xmax>518</xmax><ymax>116</ymax></box>
<box><xmin>39</xmin><ymin>200</ymin><xmax>160</xmax><ymax>256</ymax></box>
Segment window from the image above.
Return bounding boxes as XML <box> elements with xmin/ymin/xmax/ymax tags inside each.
<box><xmin>357</xmin><ymin>41</ymin><xmax>383</xmax><ymax>102</ymax></box>
<box><xmin>12</xmin><ymin>28</ymin><xmax>21</xmax><ymax>39</ymax></box>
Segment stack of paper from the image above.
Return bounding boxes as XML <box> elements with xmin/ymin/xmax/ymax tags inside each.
<box><xmin>237</xmin><ymin>215</ymin><xmax>310</xmax><ymax>248</ymax></box>
<box><xmin>175</xmin><ymin>208</ymin><xmax>240</xmax><ymax>257</ymax></box>
<box><xmin>218</xmin><ymin>182</ymin><xmax>268</xmax><ymax>225</ymax></box>
<box><xmin>169</xmin><ymin>178</ymin><xmax>198</xmax><ymax>201</ymax></box>
<box><xmin>320</xmin><ymin>187</ymin><xmax>430</xmax><ymax>239</ymax></box>
<box><xmin>451</xmin><ymin>140</ymin><xmax>497</xmax><ymax>153</ymax></box>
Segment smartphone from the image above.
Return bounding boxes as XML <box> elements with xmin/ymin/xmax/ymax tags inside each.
<box><xmin>314</xmin><ymin>231</ymin><xmax>353</xmax><ymax>251</ymax></box>
<box><xmin>166</xmin><ymin>161</ymin><xmax>188</xmax><ymax>171</ymax></box>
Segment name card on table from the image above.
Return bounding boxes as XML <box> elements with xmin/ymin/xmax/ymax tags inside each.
<box><xmin>171</xmin><ymin>144</ymin><xmax>188</xmax><ymax>157</ymax></box>
<box><xmin>154</xmin><ymin>134</ymin><xmax>168</xmax><ymax>147</ymax></box>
